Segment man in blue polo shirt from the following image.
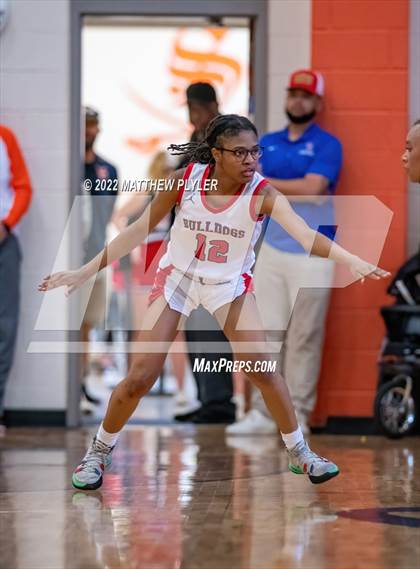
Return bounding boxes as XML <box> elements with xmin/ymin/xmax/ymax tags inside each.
<box><xmin>227</xmin><ymin>69</ymin><xmax>343</xmax><ymax>436</ymax></box>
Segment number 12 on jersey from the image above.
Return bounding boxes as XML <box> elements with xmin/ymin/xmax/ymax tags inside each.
<box><xmin>194</xmin><ymin>233</ymin><xmax>229</xmax><ymax>263</ymax></box>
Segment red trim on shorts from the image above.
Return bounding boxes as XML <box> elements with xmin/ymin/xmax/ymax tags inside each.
<box><xmin>148</xmin><ymin>264</ymin><xmax>175</xmax><ymax>305</ymax></box>
<box><xmin>176</xmin><ymin>163</ymin><xmax>194</xmax><ymax>205</ymax></box>
<box><xmin>242</xmin><ymin>272</ymin><xmax>254</xmax><ymax>293</ymax></box>
<box><xmin>200</xmin><ymin>165</ymin><xmax>246</xmax><ymax>214</ymax></box>
<box><xmin>250</xmin><ymin>178</ymin><xmax>268</xmax><ymax>222</ymax></box>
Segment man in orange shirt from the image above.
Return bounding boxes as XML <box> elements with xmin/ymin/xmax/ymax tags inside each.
<box><xmin>0</xmin><ymin>125</ymin><xmax>32</xmax><ymax>436</ymax></box>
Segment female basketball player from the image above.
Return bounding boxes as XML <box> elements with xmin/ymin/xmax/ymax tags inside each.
<box><xmin>39</xmin><ymin>115</ymin><xmax>390</xmax><ymax>489</ymax></box>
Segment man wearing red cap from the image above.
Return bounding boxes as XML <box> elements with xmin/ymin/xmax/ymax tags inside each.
<box><xmin>227</xmin><ymin>70</ymin><xmax>343</xmax><ymax>436</ymax></box>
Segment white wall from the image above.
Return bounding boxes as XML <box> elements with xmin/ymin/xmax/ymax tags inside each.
<box><xmin>267</xmin><ymin>0</ymin><xmax>311</xmax><ymax>131</ymax></box>
<box><xmin>0</xmin><ymin>0</ymin><xmax>70</xmax><ymax>411</ymax></box>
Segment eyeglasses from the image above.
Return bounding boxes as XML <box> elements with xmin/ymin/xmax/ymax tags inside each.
<box><xmin>216</xmin><ymin>146</ymin><xmax>264</xmax><ymax>161</ymax></box>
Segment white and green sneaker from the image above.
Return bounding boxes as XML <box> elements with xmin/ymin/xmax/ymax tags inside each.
<box><xmin>287</xmin><ymin>440</ymin><xmax>339</xmax><ymax>484</ymax></box>
<box><xmin>72</xmin><ymin>437</ymin><xmax>114</xmax><ymax>490</ymax></box>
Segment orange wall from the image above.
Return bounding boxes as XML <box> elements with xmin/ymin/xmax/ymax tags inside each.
<box><xmin>311</xmin><ymin>0</ymin><xmax>409</xmax><ymax>422</ymax></box>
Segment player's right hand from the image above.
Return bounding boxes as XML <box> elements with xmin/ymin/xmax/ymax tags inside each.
<box><xmin>37</xmin><ymin>268</ymin><xmax>87</xmax><ymax>296</ymax></box>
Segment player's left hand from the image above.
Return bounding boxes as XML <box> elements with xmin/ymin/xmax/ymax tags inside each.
<box><xmin>349</xmin><ymin>256</ymin><xmax>391</xmax><ymax>283</ymax></box>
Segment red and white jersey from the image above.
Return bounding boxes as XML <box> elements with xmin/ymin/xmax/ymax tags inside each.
<box><xmin>158</xmin><ymin>162</ymin><xmax>267</xmax><ymax>282</ymax></box>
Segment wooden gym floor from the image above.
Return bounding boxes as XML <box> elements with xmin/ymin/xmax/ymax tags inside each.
<box><xmin>1</xmin><ymin>426</ymin><xmax>419</xmax><ymax>569</ymax></box>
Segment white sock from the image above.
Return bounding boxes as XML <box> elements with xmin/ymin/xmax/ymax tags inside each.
<box><xmin>281</xmin><ymin>426</ymin><xmax>304</xmax><ymax>450</ymax></box>
<box><xmin>96</xmin><ymin>423</ymin><xmax>120</xmax><ymax>448</ymax></box>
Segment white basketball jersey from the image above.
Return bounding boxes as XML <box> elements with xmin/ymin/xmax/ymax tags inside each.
<box><xmin>158</xmin><ymin>162</ymin><xmax>267</xmax><ymax>281</ymax></box>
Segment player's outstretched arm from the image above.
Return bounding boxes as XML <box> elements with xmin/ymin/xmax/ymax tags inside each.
<box><xmin>38</xmin><ymin>168</ymin><xmax>185</xmax><ymax>295</ymax></box>
<box><xmin>260</xmin><ymin>184</ymin><xmax>391</xmax><ymax>283</ymax></box>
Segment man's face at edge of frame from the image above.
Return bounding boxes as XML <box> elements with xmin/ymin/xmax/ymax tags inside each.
<box><xmin>402</xmin><ymin>124</ymin><xmax>420</xmax><ymax>183</ymax></box>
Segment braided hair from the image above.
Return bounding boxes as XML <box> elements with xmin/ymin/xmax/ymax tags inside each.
<box><xmin>168</xmin><ymin>114</ymin><xmax>258</xmax><ymax>165</ymax></box>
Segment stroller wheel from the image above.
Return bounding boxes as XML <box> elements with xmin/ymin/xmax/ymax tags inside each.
<box><xmin>374</xmin><ymin>375</ymin><xmax>417</xmax><ymax>439</ymax></box>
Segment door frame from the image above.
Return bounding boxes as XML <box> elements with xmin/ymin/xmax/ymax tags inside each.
<box><xmin>68</xmin><ymin>0</ymin><xmax>268</xmax><ymax>426</ymax></box>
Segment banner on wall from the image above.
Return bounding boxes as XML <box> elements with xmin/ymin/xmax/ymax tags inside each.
<box><xmin>82</xmin><ymin>25</ymin><xmax>250</xmax><ymax>183</ymax></box>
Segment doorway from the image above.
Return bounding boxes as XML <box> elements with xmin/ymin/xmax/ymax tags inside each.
<box><xmin>68</xmin><ymin>1</ymin><xmax>268</xmax><ymax>427</ymax></box>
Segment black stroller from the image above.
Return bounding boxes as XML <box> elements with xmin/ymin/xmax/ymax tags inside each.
<box><xmin>374</xmin><ymin>249</ymin><xmax>420</xmax><ymax>438</ymax></box>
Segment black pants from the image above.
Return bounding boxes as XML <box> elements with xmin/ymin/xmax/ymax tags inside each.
<box><xmin>185</xmin><ymin>307</ymin><xmax>235</xmax><ymax>413</ymax></box>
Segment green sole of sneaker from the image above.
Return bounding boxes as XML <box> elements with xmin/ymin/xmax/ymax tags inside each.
<box><xmin>72</xmin><ymin>474</ymin><xmax>103</xmax><ymax>491</ymax></box>
<box><xmin>309</xmin><ymin>469</ymin><xmax>340</xmax><ymax>484</ymax></box>
<box><xmin>288</xmin><ymin>465</ymin><xmax>304</xmax><ymax>475</ymax></box>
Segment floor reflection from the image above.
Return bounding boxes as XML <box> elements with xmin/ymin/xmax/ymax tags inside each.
<box><xmin>0</xmin><ymin>427</ymin><xmax>419</xmax><ymax>569</ymax></box>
